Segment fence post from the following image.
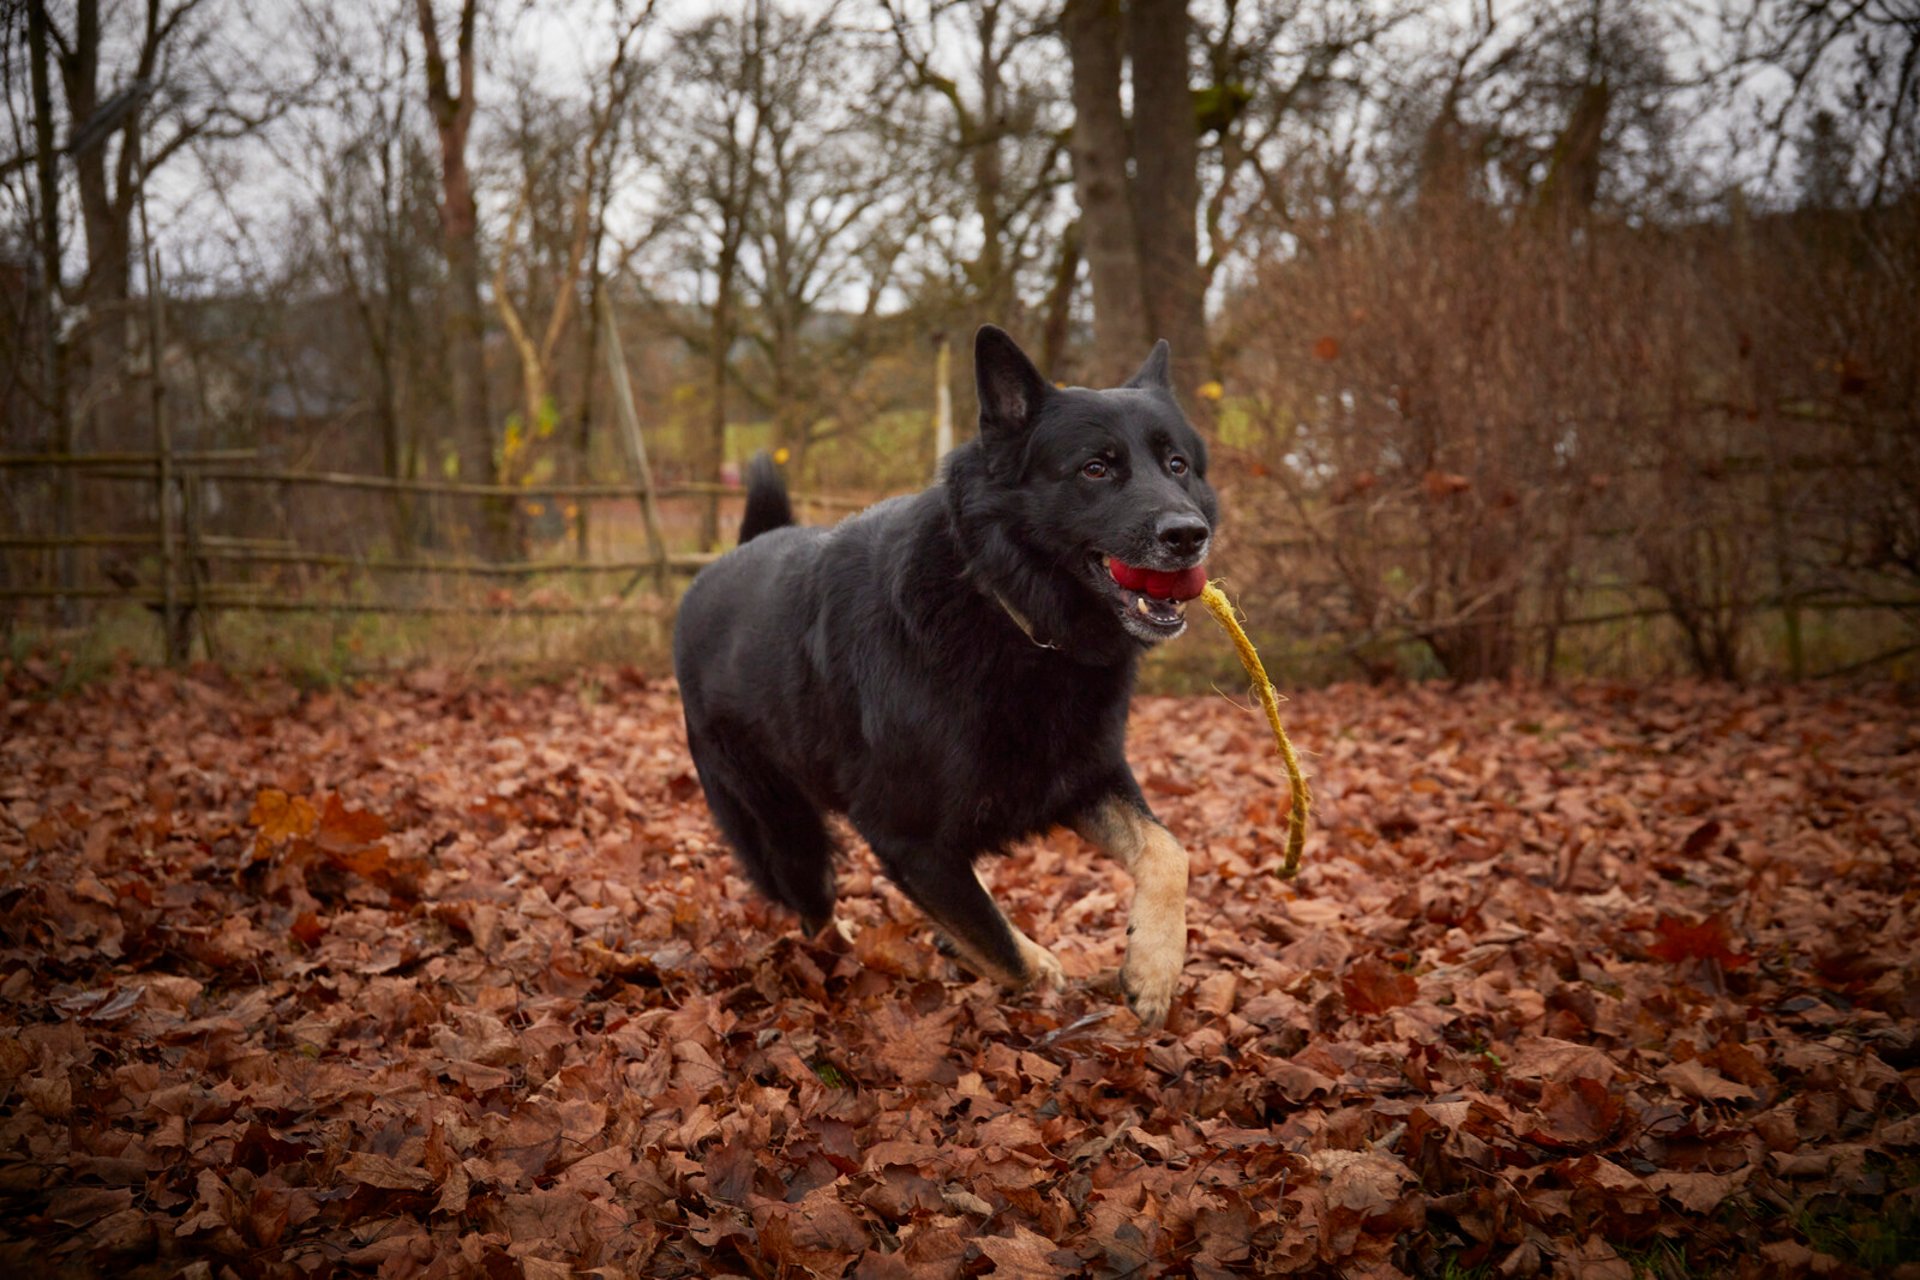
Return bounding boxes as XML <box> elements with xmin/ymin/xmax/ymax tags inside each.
<box><xmin>932</xmin><ymin>333</ymin><xmax>953</xmax><ymax>481</ymax></box>
<box><xmin>598</xmin><ymin>290</ymin><xmax>671</xmax><ymax>594</ymax></box>
<box><xmin>184</xmin><ymin>470</ymin><xmax>220</xmax><ymax>663</ymax></box>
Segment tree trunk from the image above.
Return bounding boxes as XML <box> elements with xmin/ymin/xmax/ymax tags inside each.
<box><xmin>27</xmin><ymin>0</ymin><xmax>76</xmax><ymax>623</ymax></box>
<box><xmin>770</xmin><ymin>310</ymin><xmax>804</xmax><ymax>466</ymax></box>
<box><xmin>1127</xmin><ymin>0</ymin><xmax>1208</xmax><ymax>401</ymax></box>
<box><xmin>1536</xmin><ymin>79</ymin><xmax>1612</xmax><ymax>236</ymax></box>
<box><xmin>57</xmin><ymin>0</ymin><xmax>152</xmax><ymax>456</ymax></box>
<box><xmin>701</xmin><ymin>288</ymin><xmax>731</xmax><ymax>552</ymax></box>
<box><xmin>442</xmin><ymin>196</ymin><xmax>509</xmax><ymax>555</ymax></box>
<box><xmin>574</xmin><ymin>260</ymin><xmax>604</xmax><ymax>563</ymax></box>
<box><xmin>967</xmin><ymin>1</ymin><xmax>1011</xmax><ymax>322</ymax></box>
<box><xmin>417</xmin><ymin>0</ymin><xmax>508</xmax><ymax>559</ymax></box>
<box><xmin>1039</xmin><ymin>219</ymin><xmax>1083</xmax><ymax>378</ymax></box>
<box><xmin>1062</xmin><ymin>0</ymin><xmax>1148</xmax><ymax>383</ymax></box>
<box><xmin>492</xmin><ymin>190</ymin><xmax>548</xmax><ymax>470</ymax></box>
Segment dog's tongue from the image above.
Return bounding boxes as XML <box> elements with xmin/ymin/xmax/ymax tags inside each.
<box><xmin>1108</xmin><ymin>558</ymin><xmax>1207</xmax><ymax>602</ymax></box>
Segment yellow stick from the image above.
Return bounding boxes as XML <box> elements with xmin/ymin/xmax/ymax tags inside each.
<box><xmin>1197</xmin><ymin>581</ymin><xmax>1311</xmax><ymax>877</ymax></box>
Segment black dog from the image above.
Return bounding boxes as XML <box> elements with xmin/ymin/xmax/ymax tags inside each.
<box><xmin>671</xmin><ymin>326</ymin><xmax>1218</xmax><ymax>1025</ymax></box>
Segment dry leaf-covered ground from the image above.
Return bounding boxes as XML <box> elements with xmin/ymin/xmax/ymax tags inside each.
<box><xmin>2</xmin><ymin>665</ymin><xmax>1917</xmax><ymax>1278</ymax></box>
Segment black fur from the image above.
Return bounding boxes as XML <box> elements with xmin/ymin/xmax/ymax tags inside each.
<box><xmin>672</xmin><ymin>325</ymin><xmax>1218</xmax><ymax>977</ymax></box>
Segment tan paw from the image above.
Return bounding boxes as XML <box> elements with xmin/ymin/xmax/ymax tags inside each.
<box><xmin>1120</xmin><ymin>930</ymin><xmax>1185</xmax><ymax>1027</ymax></box>
<box><xmin>1019</xmin><ymin>939</ymin><xmax>1067</xmax><ymax>991</ymax></box>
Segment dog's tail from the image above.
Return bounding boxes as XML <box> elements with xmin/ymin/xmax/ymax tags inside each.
<box><xmin>738</xmin><ymin>450</ymin><xmax>795</xmax><ymax>544</ymax></box>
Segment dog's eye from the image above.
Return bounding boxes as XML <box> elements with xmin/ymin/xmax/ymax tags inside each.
<box><xmin>1168</xmin><ymin>455</ymin><xmax>1189</xmax><ymax>476</ymax></box>
<box><xmin>1081</xmin><ymin>459</ymin><xmax>1110</xmax><ymax>480</ymax></box>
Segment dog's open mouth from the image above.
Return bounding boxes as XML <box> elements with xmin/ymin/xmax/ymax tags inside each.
<box><xmin>1100</xmin><ymin>557</ymin><xmax>1207</xmax><ymax>641</ymax></box>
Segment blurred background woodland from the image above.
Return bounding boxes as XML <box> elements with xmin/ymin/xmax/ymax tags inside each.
<box><xmin>2</xmin><ymin>0</ymin><xmax>1915</xmax><ymax>685</ymax></box>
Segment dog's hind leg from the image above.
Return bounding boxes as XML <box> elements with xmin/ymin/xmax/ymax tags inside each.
<box><xmin>874</xmin><ymin>846</ymin><xmax>1064</xmax><ymax>992</ymax></box>
<box><xmin>688</xmin><ymin>732</ymin><xmax>837</xmax><ymax>933</ymax></box>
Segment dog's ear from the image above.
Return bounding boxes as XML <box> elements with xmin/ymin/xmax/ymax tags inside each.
<box><xmin>1124</xmin><ymin>339</ymin><xmax>1173</xmax><ymax>392</ymax></box>
<box><xmin>975</xmin><ymin>325</ymin><xmax>1050</xmax><ymax>439</ymax></box>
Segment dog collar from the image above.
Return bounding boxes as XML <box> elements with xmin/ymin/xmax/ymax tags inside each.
<box><xmin>993</xmin><ymin>592</ymin><xmax>1060</xmax><ymax>651</ymax></box>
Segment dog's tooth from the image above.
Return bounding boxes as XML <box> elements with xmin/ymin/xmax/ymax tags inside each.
<box><xmin>1136</xmin><ymin>596</ymin><xmax>1153</xmax><ymax>616</ymax></box>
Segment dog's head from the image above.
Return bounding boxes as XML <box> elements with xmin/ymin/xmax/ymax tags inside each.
<box><xmin>954</xmin><ymin>325</ymin><xmax>1220</xmax><ymax>651</ymax></box>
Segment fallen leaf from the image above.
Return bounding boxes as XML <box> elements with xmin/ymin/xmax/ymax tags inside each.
<box><xmin>1658</xmin><ymin>1059</ymin><xmax>1758</xmax><ymax>1104</ymax></box>
<box><xmin>1648</xmin><ymin>912</ymin><xmax>1753</xmax><ymax>969</ymax></box>
<box><xmin>249</xmin><ymin>788</ymin><xmax>317</xmax><ymax>846</ymax></box>
<box><xmin>337</xmin><ymin>1151</ymin><xmax>434</xmax><ymax>1191</ymax></box>
<box><xmin>1342</xmin><ymin>955</ymin><xmax>1418</xmax><ymax>1015</ymax></box>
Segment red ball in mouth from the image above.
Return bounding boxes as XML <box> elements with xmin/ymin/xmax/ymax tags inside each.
<box><xmin>1108</xmin><ymin>558</ymin><xmax>1207</xmax><ymax>602</ymax></box>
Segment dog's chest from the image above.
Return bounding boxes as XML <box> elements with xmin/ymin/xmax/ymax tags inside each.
<box><xmin>941</xmin><ymin>666</ymin><xmax>1128</xmax><ymax>837</ymax></box>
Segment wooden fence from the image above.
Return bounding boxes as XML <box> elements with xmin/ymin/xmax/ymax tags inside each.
<box><xmin>5</xmin><ymin>451</ymin><xmax>1912</xmax><ymax>680</ymax></box>
<box><xmin>0</xmin><ymin>449</ymin><xmax>872</xmax><ymax>664</ymax></box>
<box><xmin>1</xmin><ymin>287</ymin><xmax>888</xmax><ymax>665</ymax></box>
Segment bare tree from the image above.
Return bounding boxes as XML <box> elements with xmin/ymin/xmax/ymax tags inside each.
<box><xmin>879</xmin><ymin>0</ymin><xmax>1072</xmax><ymax>349</ymax></box>
<box><xmin>1744</xmin><ymin>0</ymin><xmax>1920</xmax><ymax>205</ymax></box>
<box><xmin>415</xmin><ymin>0</ymin><xmax>507</xmax><ymax>556</ymax></box>
<box><xmin>29</xmin><ymin>0</ymin><xmax>295</xmax><ymax>448</ymax></box>
<box><xmin>739</xmin><ymin>6</ymin><xmax>918</xmax><ymax>469</ymax></box>
<box><xmin>1194</xmin><ymin>0</ymin><xmax>1414</xmax><ymax>303</ymax></box>
<box><xmin>1127</xmin><ymin>0</ymin><xmax>1207</xmax><ymax>393</ymax></box>
<box><xmin>1064</xmin><ymin>0</ymin><xmax>1403</xmax><ymax>396</ymax></box>
<box><xmin>1061</xmin><ymin>0</ymin><xmax>1149</xmax><ymax>382</ymax></box>
<box><xmin>491</xmin><ymin>2</ymin><xmax>657</xmax><ymax>490</ymax></box>
<box><xmin>648</xmin><ymin>5</ymin><xmax>771</xmax><ymax>550</ymax></box>
<box><xmin>285</xmin><ymin>0</ymin><xmax>441</xmax><ymax>547</ymax></box>
<box><xmin>20</xmin><ymin>0</ymin><xmax>74</xmax><ymax>616</ymax></box>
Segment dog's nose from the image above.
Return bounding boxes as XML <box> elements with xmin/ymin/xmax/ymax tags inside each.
<box><xmin>1155</xmin><ymin>513</ymin><xmax>1209</xmax><ymax>560</ymax></box>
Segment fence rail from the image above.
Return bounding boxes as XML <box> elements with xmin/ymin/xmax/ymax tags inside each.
<box><xmin>0</xmin><ymin>449</ymin><xmax>829</xmax><ymax>662</ymax></box>
<box><xmin>0</xmin><ymin>450</ymin><xmax>260</xmax><ymax>469</ymax></box>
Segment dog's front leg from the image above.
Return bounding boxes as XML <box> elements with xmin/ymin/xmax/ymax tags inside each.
<box><xmin>1073</xmin><ymin>795</ymin><xmax>1189</xmax><ymax>1027</ymax></box>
